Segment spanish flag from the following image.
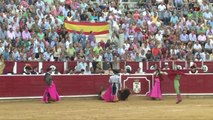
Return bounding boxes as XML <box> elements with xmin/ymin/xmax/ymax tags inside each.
<box><xmin>64</xmin><ymin>21</ymin><xmax>110</xmax><ymax>35</ymax></box>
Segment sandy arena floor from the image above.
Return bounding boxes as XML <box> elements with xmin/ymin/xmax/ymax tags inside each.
<box><xmin>0</xmin><ymin>96</ymin><xmax>213</xmax><ymax>120</ymax></box>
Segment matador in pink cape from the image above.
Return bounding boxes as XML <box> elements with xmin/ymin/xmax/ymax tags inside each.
<box><xmin>147</xmin><ymin>66</ymin><xmax>168</xmax><ymax>100</ymax></box>
<box><xmin>42</xmin><ymin>67</ymin><xmax>60</xmax><ymax>103</ymax></box>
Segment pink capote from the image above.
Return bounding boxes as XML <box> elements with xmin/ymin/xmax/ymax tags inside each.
<box><xmin>42</xmin><ymin>81</ymin><xmax>60</xmax><ymax>103</ymax></box>
<box><xmin>147</xmin><ymin>78</ymin><xmax>162</xmax><ymax>99</ymax></box>
<box><xmin>101</xmin><ymin>85</ymin><xmax>117</xmax><ymax>102</ymax></box>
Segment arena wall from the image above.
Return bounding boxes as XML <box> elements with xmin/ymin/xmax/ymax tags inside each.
<box><xmin>0</xmin><ymin>73</ymin><xmax>213</xmax><ymax>99</ymax></box>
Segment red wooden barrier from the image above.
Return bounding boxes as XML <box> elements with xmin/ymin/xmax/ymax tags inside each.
<box><xmin>3</xmin><ymin>61</ymin><xmax>15</xmax><ymax>74</ymax></box>
<box><xmin>0</xmin><ymin>75</ymin><xmax>109</xmax><ymax>97</ymax></box>
<box><xmin>67</xmin><ymin>61</ymin><xmax>77</xmax><ymax>70</ymax></box>
<box><xmin>161</xmin><ymin>74</ymin><xmax>213</xmax><ymax>93</ymax></box>
<box><xmin>0</xmin><ymin>74</ymin><xmax>213</xmax><ymax>98</ymax></box>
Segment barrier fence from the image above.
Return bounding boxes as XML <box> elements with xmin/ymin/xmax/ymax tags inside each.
<box><xmin>0</xmin><ymin>73</ymin><xmax>213</xmax><ymax>99</ymax></box>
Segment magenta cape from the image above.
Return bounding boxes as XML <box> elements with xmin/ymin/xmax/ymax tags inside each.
<box><xmin>101</xmin><ymin>85</ymin><xmax>117</xmax><ymax>102</ymax></box>
<box><xmin>42</xmin><ymin>81</ymin><xmax>60</xmax><ymax>103</ymax></box>
<box><xmin>147</xmin><ymin>78</ymin><xmax>162</xmax><ymax>99</ymax></box>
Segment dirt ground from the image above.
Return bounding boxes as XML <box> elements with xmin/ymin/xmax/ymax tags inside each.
<box><xmin>0</xmin><ymin>96</ymin><xmax>213</xmax><ymax>120</ymax></box>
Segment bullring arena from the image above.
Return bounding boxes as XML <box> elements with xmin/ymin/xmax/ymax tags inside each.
<box><xmin>1</xmin><ymin>0</ymin><xmax>213</xmax><ymax>119</ymax></box>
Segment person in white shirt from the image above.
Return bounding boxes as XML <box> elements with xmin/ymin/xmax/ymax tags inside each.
<box><xmin>123</xmin><ymin>41</ymin><xmax>130</xmax><ymax>50</ymax></box>
<box><xmin>202</xmin><ymin>9</ymin><xmax>212</xmax><ymax>25</ymax></box>
<box><xmin>26</xmin><ymin>18</ymin><xmax>34</xmax><ymax>30</ymax></box>
<box><xmin>142</xmin><ymin>42</ymin><xmax>151</xmax><ymax>54</ymax></box>
<box><xmin>75</xmin><ymin>58</ymin><xmax>88</xmax><ymax>72</ymax></box>
<box><xmin>203</xmin><ymin>9</ymin><xmax>212</xmax><ymax>20</ymax></box>
<box><xmin>200</xmin><ymin>2</ymin><xmax>209</xmax><ymax>11</ymax></box>
<box><xmin>155</xmin><ymin>31</ymin><xmax>163</xmax><ymax>43</ymax></box>
<box><xmin>117</xmin><ymin>45</ymin><xmax>125</xmax><ymax>56</ymax></box>
<box><xmin>43</xmin><ymin>49</ymin><xmax>51</xmax><ymax>61</ymax></box>
<box><xmin>7</xmin><ymin>28</ymin><xmax>16</xmax><ymax>40</ymax></box>
<box><xmin>15</xmin><ymin>28</ymin><xmax>21</xmax><ymax>40</ymax></box>
<box><xmin>128</xmin><ymin>31</ymin><xmax>135</xmax><ymax>42</ymax></box>
<box><xmin>65</xmin><ymin>38</ymin><xmax>72</xmax><ymax>49</ymax></box>
<box><xmin>13</xmin><ymin>48</ymin><xmax>21</xmax><ymax>61</ymax></box>
<box><xmin>139</xmin><ymin>49</ymin><xmax>147</xmax><ymax>61</ymax></box>
<box><xmin>84</xmin><ymin>66</ymin><xmax>92</xmax><ymax>75</ymax></box>
<box><xmin>0</xmin><ymin>42</ymin><xmax>4</xmax><ymax>55</ymax></box>
<box><xmin>109</xmin><ymin>4</ymin><xmax>115</xmax><ymax>12</ymax></box>
<box><xmin>189</xmin><ymin>30</ymin><xmax>197</xmax><ymax>42</ymax></box>
<box><xmin>193</xmin><ymin>41</ymin><xmax>202</xmax><ymax>52</ymax></box>
<box><xmin>204</xmin><ymin>40</ymin><xmax>213</xmax><ymax>53</ymax></box>
<box><xmin>158</xmin><ymin>2</ymin><xmax>166</xmax><ymax>11</ymax></box>
<box><xmin>186</xmin><ymin>19</ymin><xmax>196</xmax><ymax>30</ymax></box>
<box><xmin>121</xmin><ymin>21</ymin><xmax>129</xmax><ymax>30</ymax></box>
<box><xmin>197</xmin><ymin>0</ymin><xmax>203</xmax><ymax>6</ymax></box>
<box><xmin>180</xmin><ymin>31</ymin><xmax>189</xmax><ymax>43</ymax></box>
<box><xmin>59</xmin><ymin>3</ymin><xmax>67</xmax><ymax>17</ymax></box>
<box><xmin>197</xmin><ymin>32</ymin><xmax>207</xmax><ymax>45</ymax></box>
<box><xmin>36</xmin><ymin>0</ymin><xmax>45</xmax><ymax>9</ymax></box>
<box><xmin>99</xmin><ymin>13</ymin><xmax>106</xmax><ymax>22</ymax></box>
<box><xmin>115</xmin><ymin>8</ymin><xmax>122</xmax><ymax>15</ymax></box>
<box><xmin>194</xmin><ymin>50</ymin><xmax>204</xmax><ymax>61</ymax></box>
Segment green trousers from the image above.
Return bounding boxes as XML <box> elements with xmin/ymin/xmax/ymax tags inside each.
<box><xmin>174</xmin><ymin>79</ymin><xmax>180</xmax><ymax>94</ymax></box>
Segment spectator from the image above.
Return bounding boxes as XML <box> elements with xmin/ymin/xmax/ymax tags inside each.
<box><xmin>152</xmin><ymin>44</ymin><xmax>161</xmax><ymax>61</ymax></box>
<box><xmin>193</xmin><ymin>41</ymin><xmax>202</xmax><ymax>53</ymax></box>
<box><xmin>204</xmin><ymin>40</ymin><xmax>213</xmax><ymax>53</ymax></box>
<box><xmin>53</xmin><ymin>44</ymin><xmax>62</xmax><ymax>61</ymax></box>
<box><xmin>197</xmin><ymin>32</ymin><xmax>207</xmax><ymax>45</ymax></box>
<box><xmin>155</xmin><ymin>31</ymin><xmax>163</xmax><ymax>43</ymax></box>
<box><xmin>189</xmin><ymin>30</ymin><xmax>197</xmax><ymax>42</ymax></box>
<box><xmin>93</xmin><ymin>43</ymin><xmax>103</xmax><ymax>55</ymax></box>
<box><xmin>174</xmin><ymin>0</ymin><xmax>183</xmax><ymax>9</ymax></box>
<box><xmin>7</xmin><ymin>28</ymin><xmax>15</xmax><ymax>40</ymax></box>
<box><xmin>66</xmin><ymin>11</ymin><xmax>73</xmax><ymax>21</ymax></box>
<box><xmin>75</xmin><ymin>58</ymin><xmax>87</xmax><ymax>72</ymax></box>
<box><xmin>22</xmin><ymin>27</ymin><xmax>31</xmax><ymax>40</ymax></box>
<box><xmin>180</xmin><ymin>30</ymin><xmax>189</xmax><ymax>43</ymax></box>
<box><xmin>210</xmin><ymin>49</ymin><xmax>213</xmax><ymax>60</ymax></box>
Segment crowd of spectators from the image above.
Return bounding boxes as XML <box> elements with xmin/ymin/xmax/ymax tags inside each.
<box><xmin>0</xmin><ymin>0</ymin><xmax>213</xmax><ymax>73</ymax></box>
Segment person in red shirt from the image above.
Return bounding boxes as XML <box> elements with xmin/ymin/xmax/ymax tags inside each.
<box><xmin>133</xmin><ymin>10</ymin><xmax>140</xmax><ymax>20</ymax></box>
<box><xmin>161</xmin><ymin>44</ymin><xmax>169</xmax><ymax>60</ymax></box>
<box><xmin>99</xmin><ymin>40</ymin><xmax>106</xmax><ymax>49</ymax></box>
<box><xmin>143</xmin><ymin>31</ymin><xmax>149</xmax><ymax>40</ymax></box>
<box><xmin>152</xmin><ymin>45</ymin><xmax>161</xmax><ymax>61</ymax></box>
<box><xmin>134</xmin><ymin>25</ymin><xmax>142</xmax><ymax>33</ymax></box>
